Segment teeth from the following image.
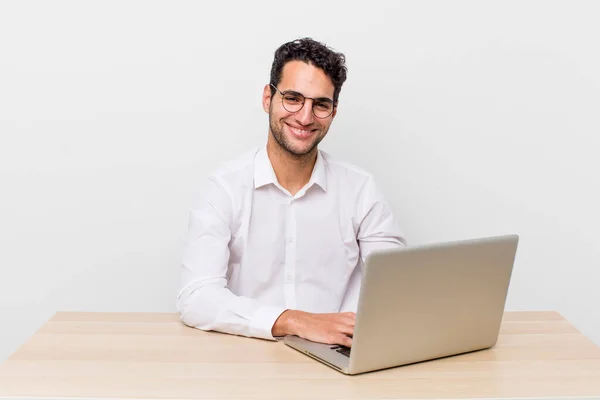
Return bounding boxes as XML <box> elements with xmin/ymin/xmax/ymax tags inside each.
<box><xmin>290</xmin><ymin>126</ymin><xmax>311</xmax><ymax>135</ymax></box>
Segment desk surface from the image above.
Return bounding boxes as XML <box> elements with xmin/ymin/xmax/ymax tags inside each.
<box><xmin>1</xmin><ymin>311</ymin><xmax>599</xmax><ymax>400</ymax></box>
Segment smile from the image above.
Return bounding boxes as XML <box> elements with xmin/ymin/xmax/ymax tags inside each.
<box><xmin>286</xmin><ymin>123</ymin><xmax>316</xmax><ymax>139</ymax></box>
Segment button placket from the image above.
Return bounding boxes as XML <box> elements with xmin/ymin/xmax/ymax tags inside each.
<box><xmin>284</xmin><ymin>199</ymin><xmax>297</xmax><ymax>308</ymax></box>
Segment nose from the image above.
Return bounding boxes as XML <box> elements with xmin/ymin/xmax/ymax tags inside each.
<box><xmin>295</xmin><ymin>99</ymin><xmax>315</xmax><ymax>126</ymax></box>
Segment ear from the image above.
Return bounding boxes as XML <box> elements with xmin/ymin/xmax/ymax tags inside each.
<box><xmin>331</xmin><ymin>105</ymin><xmax>338</xmax><ymax>119</ymax></box>
<box><xmin>262</xmin><ymin>84</ymin><xmax>272</xmax><ymax>113</ymax></box>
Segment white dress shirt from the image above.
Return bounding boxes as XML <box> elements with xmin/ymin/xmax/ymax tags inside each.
<box><xmin>177</xmin><ymin>146</ymin><xmax>406</xmax><ymax>340</ymax></box>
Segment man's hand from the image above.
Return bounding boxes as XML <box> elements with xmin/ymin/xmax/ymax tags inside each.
<box><xmin>272</xmin><ymin>310</ymin><xmax>355</xmax><ymax>347</ymax></box>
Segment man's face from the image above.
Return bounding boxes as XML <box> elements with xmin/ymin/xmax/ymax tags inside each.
<box><xmin>263</xmin><ymin>60</ymin><xmax>337</xmax><ymax>157</ymax></box>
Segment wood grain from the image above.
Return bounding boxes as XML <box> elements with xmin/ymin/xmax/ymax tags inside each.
<box><xmin>1</xmin><ymin>311</ymin><xmax>599</xmax><ymax>399</ymax></box>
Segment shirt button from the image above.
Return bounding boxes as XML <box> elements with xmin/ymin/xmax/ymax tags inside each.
<box><xmin>286</xmin><ymin>273</ymin><xmax>294</xmax><ymax>282</ymax></box>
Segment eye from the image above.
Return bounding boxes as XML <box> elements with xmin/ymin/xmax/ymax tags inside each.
<box><xmin>315</xmin><ymin>101</ymin><xmax>333</xmax><ymax>111</ymax></box>
<box><xmin>283</xmin><ymin>94</ymin><xmax>303</xmax><ymax>104</ymax></box>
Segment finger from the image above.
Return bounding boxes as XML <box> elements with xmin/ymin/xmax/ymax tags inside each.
<box><xmin>337</xmin><ymin>323</ymin><xmax>355</xmax><ymax>337</ymax></box>
<box><xmin>338</xmin><ymin>334</ymin><xmax>353</xmax><ymax>348</ymax></box>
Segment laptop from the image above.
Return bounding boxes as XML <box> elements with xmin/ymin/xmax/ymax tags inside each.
<box><xmin>283</xmin><ymin>234</ymin><xmax>519</xmax><ymax>375</ymax></box>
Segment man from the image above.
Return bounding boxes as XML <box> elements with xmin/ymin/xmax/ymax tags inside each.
<box><xmin>177</xmin><ymin>38</ymin><xmax>406</xmax><ymax>348</ymax></box>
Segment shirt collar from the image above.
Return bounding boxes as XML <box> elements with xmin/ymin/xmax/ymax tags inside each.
<box><xmin>254</xmin><ymin>146</ymin><xmax>328</xmax><ymax>192</ymax></box>
<box><xmin>254</xmin><ymin>146</ymin><xmax>278</xmax><ymax>189</ymax></box>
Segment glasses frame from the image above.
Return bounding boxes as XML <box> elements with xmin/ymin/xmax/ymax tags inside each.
<box><xmin>270</xmin><ymin>83</ymin><xmax>336</xmax><ymax>119</ymax></box>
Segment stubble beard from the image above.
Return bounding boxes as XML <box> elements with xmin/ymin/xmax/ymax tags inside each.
<box><xmin>268</xmin><ymin>109</ymin><xmax>328</xmax><ymax>162</ymax></box>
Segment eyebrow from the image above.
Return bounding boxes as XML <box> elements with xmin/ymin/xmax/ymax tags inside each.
<box><xmin>281</xmin><ymin>89</ymin><xmax>334</xmax><ymax>103</ymax></box>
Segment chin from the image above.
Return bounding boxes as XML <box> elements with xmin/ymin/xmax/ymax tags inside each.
<box><xmin>286</xmin><ymin>143</ymin><xmax>318</xmax><ymax>157</ymax></box>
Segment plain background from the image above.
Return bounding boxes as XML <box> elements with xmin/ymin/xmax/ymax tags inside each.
<box><xmin>1</xmin><ymin>0</ymin><xmax>599</xmax><ymax>361</ymax></box>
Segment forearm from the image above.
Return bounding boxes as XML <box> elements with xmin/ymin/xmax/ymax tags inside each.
<box><xmin>177</xmin><ymin>281</ymin><xmax>286</xmax><ymax>340</ymax></box>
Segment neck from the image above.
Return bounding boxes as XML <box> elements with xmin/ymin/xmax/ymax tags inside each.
<box><xmin>266</xmin><ymin>135</ymin><xmax>317</xmax><ymax>196</ymax></box>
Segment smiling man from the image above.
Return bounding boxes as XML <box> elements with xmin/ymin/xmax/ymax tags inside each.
<box><xmin>177</xmin><ymin>38</ymin><xmax>406</xmax><ymax>347</ymax></box>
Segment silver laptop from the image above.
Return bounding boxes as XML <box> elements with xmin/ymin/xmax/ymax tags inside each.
<box><xmin>283</xmin><ymin>234</ymin><xmax>519</xmax><ymax>375</ymax></box>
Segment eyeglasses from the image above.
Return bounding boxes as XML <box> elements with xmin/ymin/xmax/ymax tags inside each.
<box><xmin>270</xmin><ymin>84</ymin><xmax>336</xmax><ymax>119</ymax></box>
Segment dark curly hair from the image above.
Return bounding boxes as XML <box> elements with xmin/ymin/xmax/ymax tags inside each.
<box><xmin>269</xmin><ymin>38</ymin><xmax>348</xmax><ymax>104</ymax></box>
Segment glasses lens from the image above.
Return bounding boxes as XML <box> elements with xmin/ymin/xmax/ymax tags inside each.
<box><xmin>282</xmin><ymin>93</ymin><xmax>304</xmax><ymax>113</ymax></box>
<box><xmin>313</xmin><ymin>101</ymin><xmax>334</xmax><ymax>118</ymax></box>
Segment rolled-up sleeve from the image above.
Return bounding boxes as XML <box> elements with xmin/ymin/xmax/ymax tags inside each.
<box><xmin>176</xmin><ymin>176</ymin><xmax>286</xmax><ymax>340</ymax></box>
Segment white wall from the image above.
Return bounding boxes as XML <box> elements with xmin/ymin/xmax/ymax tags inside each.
<box><xmin>1</xmin><ymin>0</ymin><xmax>599</xmax><ymax>361</ymax></box>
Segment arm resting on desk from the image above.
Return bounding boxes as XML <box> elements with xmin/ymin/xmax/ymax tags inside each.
<box><xmin>178</xmin><ymin>279</ymin><xmax>285</xmax><ymax>340</ymax></box>
<box><xmin>177</xmin><ymin>177</ymin><xmax>286</xmax><ymax>340</ymax></box>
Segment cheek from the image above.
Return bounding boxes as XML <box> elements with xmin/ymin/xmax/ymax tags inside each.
<box><xmin>277</xmin><ymin>111</ymin><xmax>295</xmax><ymax>123</ymax></box>
<box><xmin>318</xmin><ymin>121</ymin><xmax>330</xmax><ymax>132</ymax></box>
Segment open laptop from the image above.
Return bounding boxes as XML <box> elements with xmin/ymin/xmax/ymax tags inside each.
<box><xmin>283</xmin><ymin>234</ymin><xmax>519</xmax><ymax>375</ymax></box>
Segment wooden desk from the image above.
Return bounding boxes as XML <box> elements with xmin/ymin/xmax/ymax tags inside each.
<box><xmin>1</xmin><ymin>311</ymin><xmax>599</xmax><ymax>400</ymax></box>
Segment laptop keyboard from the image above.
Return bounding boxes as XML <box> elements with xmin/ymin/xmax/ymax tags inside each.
<box><xmin>331</xmin><ymin>345</ymin><xmax>351</xmax><ymax>357</ymax></box>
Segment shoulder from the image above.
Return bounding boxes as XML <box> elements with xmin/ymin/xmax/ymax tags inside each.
<box><xmin>319</xmin><ymin>149</ymin><xmax>376</xmax><ymax>189</ymax></box>
<box><xmin>191</xmin><ymin>147</ymin><xmax>259</xmax><ymax>208</ymax></box>
<box><xmin>209</xmin><ymin>147</ymin><xmax>259</xmax><ymax>186</ymax></box>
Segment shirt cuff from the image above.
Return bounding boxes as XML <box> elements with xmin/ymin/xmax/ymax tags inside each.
<box><xmin>250</xmin><ymin>304</ymin><xmax>287</xmax><ymax>340</ymax></box>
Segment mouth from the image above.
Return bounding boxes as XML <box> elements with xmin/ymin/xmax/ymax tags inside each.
<box><xmin>285</xmin><ymin>123</ymin><xmax>317</xmax><ymax>140</ymax></box>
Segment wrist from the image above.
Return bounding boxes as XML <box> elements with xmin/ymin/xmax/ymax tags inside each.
<box><xmin>272</xmin><ymin>309</ymin><xmax>302</xmax><ymax>337</ymax></box>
